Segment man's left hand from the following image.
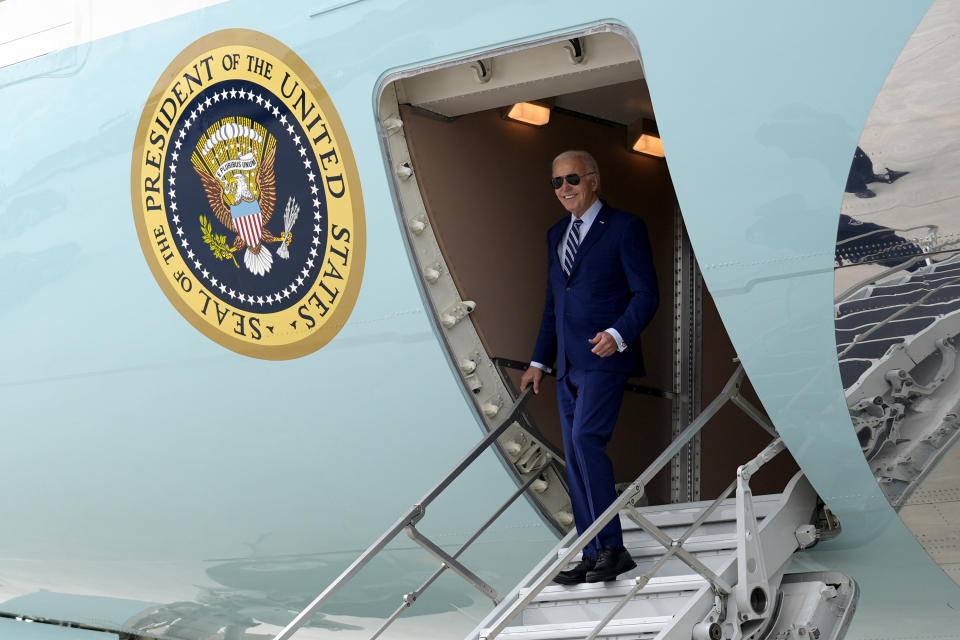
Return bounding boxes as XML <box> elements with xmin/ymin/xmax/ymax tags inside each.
<box><xmin>588</xmin><ymin>331</ymin><xmax>617</xmax><ymax>357</ymax></box>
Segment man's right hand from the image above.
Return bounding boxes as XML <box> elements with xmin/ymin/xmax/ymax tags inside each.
<box><xmin>520</xmin><ymin>366</ymin><xmax>544</xmax><ymax>395</ymax></box>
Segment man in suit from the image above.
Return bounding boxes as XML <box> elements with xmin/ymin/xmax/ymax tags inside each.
<box><xmin>520</xmin><ymin>150</ymin><xmax>659</xmax><ymax>584</ymax></box>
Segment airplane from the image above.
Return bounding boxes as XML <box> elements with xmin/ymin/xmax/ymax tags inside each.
<box><xmin>1</xmin><ymin>0</ymin><xmax>959</xmax><ymax>639</ymax></box>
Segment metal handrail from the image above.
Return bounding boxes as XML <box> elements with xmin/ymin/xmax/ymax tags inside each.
<box><xmin>481</xmin><ymin>364</ymin><xmax>774</xmax><ymax>639</ymax></box>
<box><xmin>370</xmin><ymin>473</ymin><xmax>540</xmax><ymax>639</ymax></box>
<box><xmin>584</xmin><ymin>437</ymin><xmax>785</xmax><ymax>640</ymax></box>
<box><xmin>493</xmin><ymin>357</ymin><xmax>679</xmax><ymax>401</ymax></box>
<box><xmin>272</xmin><ymin>388</ymin><xmax>535</xmax><ymax>640</ymax></box>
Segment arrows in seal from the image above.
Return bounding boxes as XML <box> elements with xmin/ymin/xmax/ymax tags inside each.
<box><xmin>277</xmin><ymin>196</ymin><xmax>300</xmax><ymax>259</ymax></box>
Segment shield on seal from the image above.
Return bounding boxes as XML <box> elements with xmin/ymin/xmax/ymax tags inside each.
<box><xmin>230</xmin><ymin>199</ymin><xmax>264</xmax><ymax>248</ymax></box>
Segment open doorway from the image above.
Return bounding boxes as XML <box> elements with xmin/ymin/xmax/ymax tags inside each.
<box><xmin>377</xmin><ymin>26</ymin><xmax>797</xmax><ymax>530</ymax></box>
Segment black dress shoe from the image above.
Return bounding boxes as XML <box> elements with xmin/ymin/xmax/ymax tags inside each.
<box><xmin>553</xmin><ymin>556</ymin><xmax>595</xmax><ymax>585</ymax></box>
<box><xmin>585</xmin><ymin>546</ymin><xmax>636</xmax><ymax>583</ymax></box>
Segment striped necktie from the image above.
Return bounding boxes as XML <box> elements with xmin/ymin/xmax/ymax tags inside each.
<box><xmin>563</xmin><ymin>218</ymin><xmax>583</xmax><ymax>276</ymax></box>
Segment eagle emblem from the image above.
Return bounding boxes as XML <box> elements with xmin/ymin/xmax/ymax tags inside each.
<box><xmin>190</xmin><ymin>117</ymin><xmax>297</xmax><ymax>276</ymax></box>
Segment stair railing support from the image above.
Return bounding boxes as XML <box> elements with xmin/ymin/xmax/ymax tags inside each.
<box><xmin>370</xmin><ymin>472</ymin><xmax>540</xmax><ymax>639</ymax></box>
<box><xmin>734</xmin><ymin>438</ymin><xmax>785</xmax><ymax>623</ymax></box>
<box><xmin>694</xmin><ymin>437</ymin><xmax>787</xmax><ymax>640</ymax></box>
<box><xmin>405</xmin><ymin>524</ymin><xmax>502</xmax><ymax>604</ymax></box>
<box><xmin>271</xmin><ymin>389</ymin><xmax>533</xmax><ymax>640</ymax></box>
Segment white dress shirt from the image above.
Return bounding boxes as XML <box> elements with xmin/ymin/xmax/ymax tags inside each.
<box><xmin>531</xmin><ymin>199</ymin><xmax>626</xmax><ymax>373</ymax></box>
<box><xmin>557</xmin><ymin>198</ymin><xmax>603</xmax><ymax>264</ymax></box>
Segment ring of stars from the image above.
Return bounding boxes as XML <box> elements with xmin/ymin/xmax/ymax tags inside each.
<box><xmin>167</xmin><ymin>85</ymin><xmax>326</xmax><ymax>309</ymax></box>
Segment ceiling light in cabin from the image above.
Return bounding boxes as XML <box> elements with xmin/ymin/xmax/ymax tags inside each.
<box><xmin>628</xmin><ymin>118</ymin><xmax>665</xmax><ymax>158</ymax></box>
<box><xmin>632</xmin><ymin>133</ymin><xmax>665</xmax><ymax>157</ymax></box>
<box><xmin>505</xmin><ymin>101</ymin><xmax>552</xmax><ymax>126</ymax></box>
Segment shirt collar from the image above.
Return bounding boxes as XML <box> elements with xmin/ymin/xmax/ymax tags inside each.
<box><xmin>571</xmin><ymin>198</ymin><xmax>602</xmax><ymax>228</ymax></box>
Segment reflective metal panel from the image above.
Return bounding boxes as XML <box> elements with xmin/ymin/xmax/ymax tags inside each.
<box><xmin>834</xmin><ymin>0</ymin><xmax>960</xmax><ymax>579</ymax></box>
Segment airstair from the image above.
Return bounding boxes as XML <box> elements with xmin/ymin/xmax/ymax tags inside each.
<box><xmin>272</xmin><ymin>366</ymin><xmax>857</xmax><ymax>640</ymax></box>
<box><xmin>470</xmin><ymin>472</ymin><xmax>854</xmax><ymax>640</ymax></box>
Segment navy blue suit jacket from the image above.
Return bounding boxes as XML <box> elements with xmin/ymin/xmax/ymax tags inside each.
<box><xmin>532</xmin><ymin>203</ymin><xmax>659</xmax><ymax>379</ymax></box>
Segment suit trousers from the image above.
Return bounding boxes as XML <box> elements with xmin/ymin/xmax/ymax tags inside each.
<box><xmin>557</xmin><ymin>367</ymin><xmax>629</xmax><ymax>559</ymax></box>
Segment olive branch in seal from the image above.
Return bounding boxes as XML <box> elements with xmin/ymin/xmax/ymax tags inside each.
<box><xmin>199</xmin><ymin>215</ymin><xmax>239</xmax><ymax>268</ymax></box>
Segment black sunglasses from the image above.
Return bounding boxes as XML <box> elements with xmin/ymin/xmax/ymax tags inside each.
<box><xmin>551</xmin><ymin>172</ymin><xmax>595</xmax><ymax>189</ymax></box>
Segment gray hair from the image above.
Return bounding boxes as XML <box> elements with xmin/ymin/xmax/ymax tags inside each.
<box><xmin>552</xmin><ymin>150</ymin><xmax>599</xmax><ymax>176</ymax></box>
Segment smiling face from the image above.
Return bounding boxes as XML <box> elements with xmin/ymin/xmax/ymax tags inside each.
<box><xmin>552</xmin><ymin>155</ymin><xmax>599</xmax><ymax>217</ymax></box>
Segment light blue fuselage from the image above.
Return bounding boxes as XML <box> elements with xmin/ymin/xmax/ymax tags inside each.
<box><xmin>0</xmin><ymin>1</ymin><xmax>956</xmax><ymax>639</ymax></box>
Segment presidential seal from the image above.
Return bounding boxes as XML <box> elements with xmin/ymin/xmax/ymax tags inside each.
<box><xmin>131</xmin><ymin>30</ymin><xmax>365</xmax><ymax>359</ymax></box>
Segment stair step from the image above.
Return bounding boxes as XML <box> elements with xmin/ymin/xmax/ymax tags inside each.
<box><xmin>564</xmin><ymin>532</ymin><xmax>736</xmax><ymax>565</ymax></box>
<box><xmin>521</xmin><ymin>574</ymin><xmax>706</xmax><ymax>604</ymax></box>
<box><xmin>625</xmin><ymin>531</ymin><xmax>736</xmax><ymax>555</ymax></box>
<box><xmin>518</xmin><ymin>575</ymin><xmax>708</xmax><ymax>626</ymax></box>
<box><xmin>481</xmin><ymin>616</ymin><xmax>672</xmax><ymax>639</ymax></box>
<box><xmin>623</xmin><ymin>494</ymin><xmax>782</xmax><ymax>530</ymax></box>
<box><xmin>622</xmin><ymin>520</ymin><xmax>740</xmax><ymax>547</ymax></box>
<box><xmin>628</xmin><ymin>548</ymin><xmax>730</xmax><ymax>579</ymax></box>
<box><xmin>623</xmin><ymin>516</ymin><xmax>741</xmax><ymax>538</ymax></box>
